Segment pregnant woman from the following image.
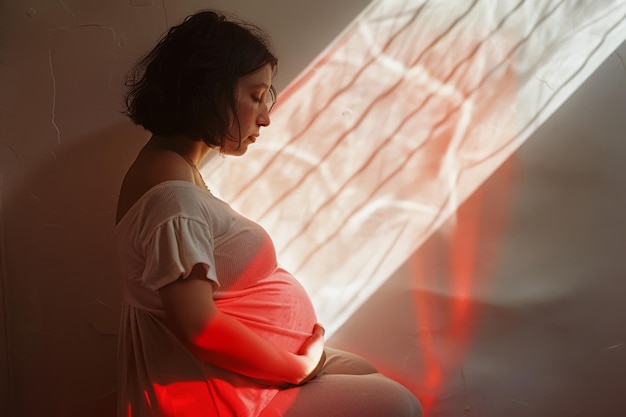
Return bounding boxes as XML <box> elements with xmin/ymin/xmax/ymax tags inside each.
<box><xmin>115</xmin><ymin>9</ymin><xmax>422</xmax><ymax>417</ymax></box>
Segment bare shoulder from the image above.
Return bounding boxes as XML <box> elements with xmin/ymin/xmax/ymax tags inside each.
<box><xmin>115</xmin><ymin>146</ymin><xmax>194</xmax><ymax>224</ymax></box>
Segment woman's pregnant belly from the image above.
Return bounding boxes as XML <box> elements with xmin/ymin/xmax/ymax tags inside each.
<box><xmin>213</xmin><ymin>267</ymin><xmax>318</xmax><ymax>354</ymax></box>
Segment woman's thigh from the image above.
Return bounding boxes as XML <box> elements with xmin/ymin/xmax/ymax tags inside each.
<box><xmin>261</xmin><ymin>373</ymin><xmax>421</xmax><ymax>417</ymax></box>
<box><xmin>319</xmin><ymin>347</ymin><xmax>379</xmax><ymax>376</ymax></box>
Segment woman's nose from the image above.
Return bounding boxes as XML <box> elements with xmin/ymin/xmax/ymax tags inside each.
<box><xmin>258</xmin><ymin>106</ymin><xmax>271</xmax><ymax>127</ymax></box>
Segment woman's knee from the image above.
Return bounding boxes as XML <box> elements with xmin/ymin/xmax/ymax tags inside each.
<box><xmin>377</xmin><ymin>375</ymin><xmax>422</xmax><ymax>417</ymax></box>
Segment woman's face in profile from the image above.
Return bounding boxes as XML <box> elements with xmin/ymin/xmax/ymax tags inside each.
<box><xmin>221</xmin><ymin>64</ymin><xmax>274</xmax><ymax>156</ymax></box>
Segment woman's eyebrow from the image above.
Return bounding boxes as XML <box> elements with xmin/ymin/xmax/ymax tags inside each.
<box><xmin>248</xmin><ymin>82</ymin><xmax>271</xmax><ymax>90</ymax></box>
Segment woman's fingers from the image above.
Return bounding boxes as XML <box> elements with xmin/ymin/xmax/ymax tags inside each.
<box><xmin>313</xmin><ymin>323</ymin><xmax>325</xmax><ymax>337</ymax></box>
<box><xmin>295</xmin><ymin>323</ymin><xmax>326</xmax><ymax>383</ymax></box>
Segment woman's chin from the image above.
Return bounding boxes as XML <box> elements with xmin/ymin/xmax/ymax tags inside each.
<box><xmin>222</xmin><ymin>144</ymin><xmax>250</xmax><ymax>157</ymax></box>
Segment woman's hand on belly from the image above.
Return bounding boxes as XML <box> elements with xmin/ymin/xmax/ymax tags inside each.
<box><xmin>297</xmin><ymin>323</ymin><xmax>326</xmax><ymax>384</ymax></box>
<box><xmin>247</xmin><ymin>323</ymin><xmax>326</xmax><ymax>389</ymax></box>
<box><xmin>269</xmin><ymin>323</ymin><xmax>326</xmax><ymax>389</ymax></box>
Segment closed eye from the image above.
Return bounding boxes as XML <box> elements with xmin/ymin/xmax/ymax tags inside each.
<box><xmin>252</xmin><ymin>87</ymin><xmax>276</xmax><ymax>111</ymax></box>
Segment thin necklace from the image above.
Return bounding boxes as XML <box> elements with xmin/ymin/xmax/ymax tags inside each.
<box><xmin>178</xmin><ymin>151</ymin><xmax>211</xmax><ymax>194</ymax></box>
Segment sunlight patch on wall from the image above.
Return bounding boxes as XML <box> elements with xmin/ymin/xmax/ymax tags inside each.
<box><xmin>204</xmin><ymin>0</ymin><xmax>626</xmax><ymax>337</ymax></box>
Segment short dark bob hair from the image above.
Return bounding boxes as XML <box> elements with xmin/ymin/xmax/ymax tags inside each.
<box><xmin>124</xmin><ymin>10</ymin><xmax>278</xmax><ymax>149</ymax></box>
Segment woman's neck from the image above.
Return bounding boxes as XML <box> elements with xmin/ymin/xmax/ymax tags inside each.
<box><xmin>150</xmin><ymin>134</ymin><xmax>212</xmax><ymax>167</ymax></box>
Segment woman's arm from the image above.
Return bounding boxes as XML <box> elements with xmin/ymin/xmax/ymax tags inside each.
<box><xmin>158</xmin><ymin>263</ymin><xmax>325</xmax><ymax>386</ymax></box>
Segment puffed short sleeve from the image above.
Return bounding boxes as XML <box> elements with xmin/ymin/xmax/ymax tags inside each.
<box><xmin>141</xmin><ymin>216</ymin><xmax>219</xmax><ymax>290</ymax></box>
